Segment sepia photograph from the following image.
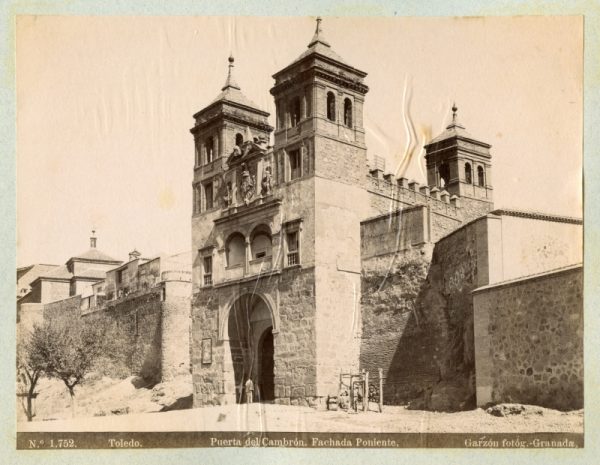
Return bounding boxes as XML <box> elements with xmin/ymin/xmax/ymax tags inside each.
<box><xmin>14</xmin><ymin>14</ymin><xmax>585</xmax><ymax>450</ymax></box>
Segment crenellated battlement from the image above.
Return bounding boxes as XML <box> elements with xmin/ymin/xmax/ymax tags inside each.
<box><xmin>366</xmin><ymin>168</ymin><xmax>461</xmax><ymax>218</ymax></box>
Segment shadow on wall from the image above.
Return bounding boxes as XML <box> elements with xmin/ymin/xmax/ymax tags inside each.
<box><xmin>138</xmin><ymin>317</ymin><xmax>162</xmax><ymax>384</ymax></box>
<box><xmin>83</xmin><ymin>298</ymin><xmax>164</xmax><ymax>385</ymax></box>
<box><xmin>360</xmin><ymin>245</ymin><xmax>477</xmax><ymax>412</ymax></box>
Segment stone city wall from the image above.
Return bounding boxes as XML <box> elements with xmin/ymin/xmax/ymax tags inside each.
<box><xmin>43</xmin><ymin>295</ymin><xmax>82</xmax><ymax>321</ymax></box>
<box><xmin>366</xmin><ymin>175</ymin><xmax>460</xmax><ymax>218</ymax></box>
<box><xmin>16</xmin><ymin>303</ymin><xmax>44</xmax><ymax>343</ymax></box>
<box><xmin>360</xmin><ymin>205</ymin><xmax>463</xmax><ymax>261</ymax></box>
<box><xmin>83</xmin><ymin>289</ymin><xmax>163</xmax><ymax>382</ymax></box>
<box><xmin>161</xmin><ymin>281</ymin><xmax>192</xmax><ymax>381</ymax></box>
<box><xmin>360</xmin><ymin>246</ymin><xmax>438</xmax><ymax>405</ymax></box>
<box><xmin>361</xmin><ymin>207</ymin><xmax>427</xmax><ymax>259</ymax></box>
<box><xmin>360</xmin><ymin>217</ymin><xmax>489</xmax><ymax>411</ymax></box>
<box><xmin>366</xmin><ymin>174</ymin><xmax>493</xmax><ymax>226</ymax></box>
<box><xmin>473</xmin><ymin>265</ymin><xmax>583</xmax><ymax>410</ymax></box>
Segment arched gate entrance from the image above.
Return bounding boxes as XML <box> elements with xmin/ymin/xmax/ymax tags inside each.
<box><xmin>226</xmin><ymin>294</ymin><xmax>275</xmax><ymax>403</ymax></box>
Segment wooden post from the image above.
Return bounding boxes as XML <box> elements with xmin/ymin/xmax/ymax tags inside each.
<box><xmin>378</xmin><ymin>368</ymin><xmax>383</xmax><ymax>413</ymax></box>
<box><xmin>364</xmin><ymin>370</ymin><xmax>369</xmax><ymax>412</ymax></box>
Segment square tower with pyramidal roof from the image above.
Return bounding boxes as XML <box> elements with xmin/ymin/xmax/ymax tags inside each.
<box><xmin>190</xmin><ymin>18</ymin><xmax>371</xmax><ymax>406</ymax></box>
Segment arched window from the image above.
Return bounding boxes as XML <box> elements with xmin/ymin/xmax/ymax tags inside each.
<box><xmin>290</xmin><ymin>97</ymin><xmax>301</xmax><ymax>127</ymax></box>
<box><xmin>251</xmin><ymin>232</ymin><xmax>272</xmax><ymax>260</ymax></box>
<box><xmin>205</xmin><ymin>136</ymin><xmax>214</xmax><ymax>164</ymax></box>
<box><xmin>327</xmin><ymin>92</ymin><xmax>336</xmax><ymax>122</ymax></box>
<box><xmin>226</xmin><ymin>233</ymin><xmax>245</xmax><ymax>268</ymax></box>
<box><xmin>235</xmin><ymin>133</ymin><xmax>243</xmax><ymax>147</ymax></box>
<box><xmin>343</xmin><ymin>98</ymin><xmax>352</xmax><ymax>127</ymax></box>
<box><xmin>439</xmin><ymin>163</ymin><xmax>449</xmax><ymax>188</ymax></box>
<box><xmin>477</xmin><ymin>166</ymin><xmax>485</xmax><ymax>187</ymax></box>
<box><xmin>465</xmin><ymin>162</ymin><xmax>472</xmax><ymax>184</ymax></box>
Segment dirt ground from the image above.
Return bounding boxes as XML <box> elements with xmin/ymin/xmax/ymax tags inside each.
<box><xmin>17</xmin><ymin>374</ymin><xmax>193</xmax><ymax>422</ymax></box>
<box><xmin>19</xmin><ymin>402</ymin><xmax>583</xmax><ymax>433</ymax></box>
<box><xmin>18</xmin><ymin>374</ymin><xmax>582</xmax><ymax>433</ymax></box>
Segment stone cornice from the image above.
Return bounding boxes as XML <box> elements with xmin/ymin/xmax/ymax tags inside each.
<box><xmin>213</xmin><ymin>269</ymin><xmax>282</xmax><ymax>289</ymax></box>
<box><xmin>425</xmin><ymin>135</ymin><xmax>492</xmax><ymax>151</ymax></box>
<box><xmin>271</xmin><ymin>67</ymin><xmax>369</xmax><ymax>96</ymax></box>
<box><xmin>214</xmin><ymin>197</ymin><xmax>282</xmax><ymax>226</ymax></box>
<box><xmin>66</xmin><ymin>257</ymin><xmax>121</xmax><ymax>265</ymax></box>
<box><xmin>70</xmin><ymin>276</ymin><xmax>105</xmax><ymax>282</ymax></box>
<box><xmin>191</xmin><ymin>113</ymin><xmax>273</xmax><ymax>135</ymax></box>
<box><xmin>193</xmin><ymin>99</ymin><xmax>270</xmax><ymax>120</ymax></box>
<box><xmin>425</xmin><ymin>143</ymin><xmax>492</xmax><ymax>160</ymax></box>
<box><xmin>472</xmin><ymin>263</ymin><xmax>582</xmax><ymax>294</ymax></box>
<box><xmin>30</xmin><ymin>276</ymin><xmax>71</xmax><ymax>285</ymax></box>
<box><xmin>272</xmin><ymin>50</ymin><xmax>367</xmax><ymax>79</ymax></box>
<box><xmin>491</xmin><ymin>209</ymin><xmax>583</xmax><ymax>225</ymax></box>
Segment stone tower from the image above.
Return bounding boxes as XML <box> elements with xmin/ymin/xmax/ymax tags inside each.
<box><xmin>190</xmin><ymin>55</ymin><xmax>272</xmax><ymax>219</ymax></box>
<box><xmin>190</xmin><ymin>56</ymin><xmax>274</xmax><ymax>288</ymax></box>
<box><xmin>269</xmin><ymin>17</ymin><xmax>370</xmax><ymax>396</ymax></box>
<box><xmin>424</xmin><ymin>104</ymin><xmax>493</xmax><ymax>203</ymax></box>
<box><xmin>189</xmin><ymin>19</ymin><xmax>371</xmax><ymax>407</ymax></box>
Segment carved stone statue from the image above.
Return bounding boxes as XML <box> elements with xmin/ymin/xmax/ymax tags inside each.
<box><xmin>261</xmin><ymin>165</ymin><xmax>273</xmax><ymax>197</ymax></box>
<box><xmin>239</xmin><ymin>144</ymin><xmax>249</xmax><ymax>158</ymax></box>
<box><xmin>231</xmin><ymin>181</ymin><xmax>238</xmax><ymax>207</ymax></box>
<box><xmin>240</xmin><ymin>163</ymin><xmax>255</xmax><ymax>205</ymax></box>
<box><xmin>231</xmin><ymin>145</ymin><xmax>242</xmax><ymax>158</ymax></box>
<box><xmin>222</xmin><ymin>181</ymin><xmax>233</xmax><ymax>208</ymax></box>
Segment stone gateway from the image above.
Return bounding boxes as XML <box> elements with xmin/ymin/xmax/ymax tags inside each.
<box><xmin>189</xmin><ymin>19</ymin><xmax>582</xmax><ymax>410</ymax></box>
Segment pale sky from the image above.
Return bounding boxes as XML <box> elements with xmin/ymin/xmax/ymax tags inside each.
<box><xmin>16</xmin><ymin>16</ymin><xmax>582</xmax><ymax>267</ymax></box>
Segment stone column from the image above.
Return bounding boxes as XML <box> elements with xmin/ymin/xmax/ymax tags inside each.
<box><xmin>301</xmin><ymin>93</ymin><xmax>307</xmax><ymax>120</ymax></box>
<box><xmin>200</xmin><ymin>142</ymin><xmax>206</xmax><ymax>165</ymax></box>
<box><xmin>271</xmin><ymin>231</ymin><xmax>282</xmax><ymax>271</ymax></box>
<box><xmin>244</xmin><ymin>238</ymin><xmax>251</xmax><ymax>276</ymax></box>
<box><xmin>214</xmin><ymin>129</ymin><xmax>220</xmax><ymax>159</ymax></box>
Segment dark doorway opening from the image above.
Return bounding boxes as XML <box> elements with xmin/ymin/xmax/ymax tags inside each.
<box><xmin>258</xmin><ymin>327</ymin><xmax>275</xmax><ymax>402</ymax></box>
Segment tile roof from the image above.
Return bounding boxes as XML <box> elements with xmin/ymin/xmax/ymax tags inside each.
<box><xmin>210</xmin><ymin>86</ymin><xmax>263</xmax><ymax>111</ymax></box>
<box><xmin>428</xmin><ymin>121</ymin><xmax>474</xmax><ymax>145</ymax></box>
<box><xmin>277</xmin><ymin>17</ymin><xmax>364</xmax><ymax>77</ymax></box>
<box><xmin>290</xmin><ymin>40</ymin><xmax>351</xmax><ymax>69</ymax></box>
<box><xmin>210</xmin><ymin>55</ymin><xmax>266</xmax><ymax>113</ymax></box>
<box><xmin>39</xmin><ymin>265</ymin><xmax>72</xmax><ymax>280</ymax></box>
<box><xmin>70</xmin><ymin>248</ymin><xmax>120</xmax><ymax>263</ymax></box>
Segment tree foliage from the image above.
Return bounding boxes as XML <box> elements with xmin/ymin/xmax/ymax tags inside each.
<box><xmin>17</xmin><ymin>333</ymin><xmax>48</xmax><ymax>421</ymax></box>
<box><xmin>24</xmin><ymin>316</ymin><xmax>106</xmax><ymax>398</ymax></box>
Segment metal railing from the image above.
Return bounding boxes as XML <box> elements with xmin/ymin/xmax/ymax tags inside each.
<box><xmin>287</xmin><ymin>251</ymin><xmax>299</xmax><ymax>266</ymax></box>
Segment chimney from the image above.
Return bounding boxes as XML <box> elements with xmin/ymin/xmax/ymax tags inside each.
<box><xmin>90</xmin><ymin>230</ymin><xmax>97</xmax><ymax>248</ymax></box>
<box><xmin>129</xmin><ymin>249</ymin><xmax>141</xmax><ymax>262</ymax></box>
